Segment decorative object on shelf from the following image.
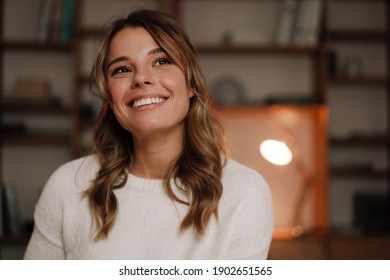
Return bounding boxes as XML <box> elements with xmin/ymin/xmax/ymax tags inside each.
<box><xmin>221</xmin><ymin>30</ymin><xmax>234</xmax><ymax>46</ymax></box>
<box><xmin>340</xmin><ymin>54</ymin><xmax>363</xmax><ymax>77</ymax></box>
<box><xmin>14</xmin><ymin>77</ymin><xmax>50</xmax><ymax>99</ymax></box>
<box><xmin>260</xmin><ymin>133</ymin><xmax>314</xmax><ymax>238</ymax></box>
<box><xmin>354</xmin><ymin>193</ymin><xmax>390</xmax><ymax>234</ymax></box>
<box><xmin>328</xmin><ymin>49</ymin><xmax>338</xmax><ymax>77</ymax></box>
<box><xmin>80</xmin><ymin>94</ymin><xmax>101</xmax><ymax>120</ymax></box>
<box><xmin>209</xmin><ymin>75</ymin><xmax>247</xmax><ymax>106</ymax></box>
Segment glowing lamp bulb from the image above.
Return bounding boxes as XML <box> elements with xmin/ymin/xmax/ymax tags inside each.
<box><xmin>259</xmin><ymin>139</ymin><xmax>293</xmax><ymax>166</ymax></box>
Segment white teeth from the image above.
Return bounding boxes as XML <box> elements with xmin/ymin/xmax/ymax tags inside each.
<box><xmin>132</xmin><ymin>97</ymin><xmax>165</xmax><ymax>108</ymax></box>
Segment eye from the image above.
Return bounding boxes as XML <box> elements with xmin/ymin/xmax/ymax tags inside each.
<box><xmin>155</xmin><ymin>57</ymin><xmax>171</xmax><ymax>66</ymax></box>
<box><xmin>111</xmin><ymin>66</ymin><xmax>131</xmax><ymax>76</ymax></box>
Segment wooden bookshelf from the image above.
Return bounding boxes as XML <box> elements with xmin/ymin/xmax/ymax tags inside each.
<box><xmin>325</xmin><ymin>0</ymin><xmax>390</xmax><ymax>236</ymax></box>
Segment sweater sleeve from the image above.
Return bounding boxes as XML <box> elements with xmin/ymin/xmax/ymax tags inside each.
<box><xmin>226</xmin><ymin>171</ymin><xmax>273</xmax><ymax>260</ymax></box>
<box><xmin>24</xmin><ymin>226</ymin><xmax>65</xmax><ymax>259</ymax></box>
<box><xmin>24</xmin><ymin>167</ymin><xmax>66</xmax><ymax>260</ymax></box>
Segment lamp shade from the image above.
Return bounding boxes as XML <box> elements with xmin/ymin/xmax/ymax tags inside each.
<box><xmin>259</xmin><ymin>139</ymin><xmax>293</xmax><ymax>166</ymax></box>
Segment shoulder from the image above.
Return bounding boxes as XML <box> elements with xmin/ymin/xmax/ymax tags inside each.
<box><xmin>35</xmin><ymin>155</ymin><xmax>99</xmax><ymax>213</ymax></box>
<box><xmin>44</xmin><ymin>154</ymin><xmax>100</xmax><ymax>194</ymax></box>
<box><xmin>222</xmin><ymin>158</ymin><xmax>268</xmax><ymax>189</ymax></box>
<box><xmin>51</xmin><ymin>154</ymin><xmax>99</xmax><ymax>176</ymax></box>
<box><xmin>220</xmin><ymin>159</ymin><xmax>273</xmax><ymax>259</ymax></box>
<box><xmin>221</xmin><ymin>158</ymin><xmax>272</xmax><ymax>205</ymax></box>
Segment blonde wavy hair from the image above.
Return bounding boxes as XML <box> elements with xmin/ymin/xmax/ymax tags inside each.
<box><xmin>84</xmin><ymin>9</ymin><xmax>225</xmax><ymax>240</ymax></box>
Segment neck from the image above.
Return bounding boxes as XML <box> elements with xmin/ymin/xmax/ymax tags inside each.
<box><xmin>130</xmin><ymin>131</ymin><xmax>184</xmax><ymax>179</ymax></box>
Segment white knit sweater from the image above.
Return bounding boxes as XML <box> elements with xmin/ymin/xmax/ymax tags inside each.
<box><xmin>24</xmin><ymin>155</ymin><xmax>273</xmax><ymax>260</ymax></box>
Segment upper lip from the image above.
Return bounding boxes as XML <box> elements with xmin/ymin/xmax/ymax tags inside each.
<box><xmin>127</xmin><ymin>93</ymin><xmax>169</xmax><ymax>107</ymax></box>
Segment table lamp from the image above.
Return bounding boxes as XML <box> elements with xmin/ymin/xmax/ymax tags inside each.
<box><xmin>260</xmin><ymin>134</ymin><xmax>314</xmax><ymax>237</ymax></box>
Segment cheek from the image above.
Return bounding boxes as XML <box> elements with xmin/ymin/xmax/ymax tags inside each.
<box><xmin>109</xmin><ymin>79</ymin><xmax>130</xmax><ymax>105</ymax></box>
<box><xmin>163</xmin><ymin>70</ymin><xmax>192</xmax><ymax>98</ymax></box>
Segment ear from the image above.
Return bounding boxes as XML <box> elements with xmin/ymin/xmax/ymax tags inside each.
<box><xmin>188</xmin><ymin>89</ymin><xmax>195</xmax><ymax>98</ymax></box>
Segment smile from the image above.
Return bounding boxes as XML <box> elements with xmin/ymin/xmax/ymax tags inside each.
<box><xmin>131</xmin><ymin>97</ymin><xmax>167</xmax><ymax>108</ymax></box>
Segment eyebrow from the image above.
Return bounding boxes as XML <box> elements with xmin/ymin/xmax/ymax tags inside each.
<box><xmin>148</xmin><ymin>47</ymin><xmax>165</xmax><ymax>56</ymax></box>
<box><xmin>106</xmin><ymin>48</ymin><xmax>165</xmax><ymax>70</ymax></box>
<box><xmin>107</xmin><ymin>56</ymin><xmax>129</xmax><ymax>70</ymax></box>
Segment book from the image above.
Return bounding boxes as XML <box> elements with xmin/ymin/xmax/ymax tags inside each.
<box><xmin>274</xmin><ymin>0</ymin><xmax>299</xmax><ymax>46</ymax></box>
<box><xmin>61</xmin><ymin>0</ymin><xmax>74</xmax><ymax>42</ymax></box>
<box><xmin>37</xmin><ymin>0</ymin><xmax>56</xmax><ymax>41</ymax></box>
<box><xmin>1</xmin><ymin>185</ymin><xmax>21</xmax><ymax>235</ymax></box>
<box><xmin>292</xmin><ymin>0</ymin><xmax>323</xmax><ymax>46</ymax></box>
<box><xmin>51</xmin><ymin>0</ymin><xmax>65</xmax><ymax>41</ymax></box>
<box><xmin>0</xmin><ymin>183</ymin><xmax>3</xmax><ymax>237</ymax></box>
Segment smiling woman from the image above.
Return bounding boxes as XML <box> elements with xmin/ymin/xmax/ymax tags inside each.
<box><xmin>107</xmin><ymin>27</ymin><xmax>193</xmax><ymax>140</ymax></box>
<box><xmin>23</xmin><ymin>9</ymin><xmax>273</xmax><ymax>260</ymax></box>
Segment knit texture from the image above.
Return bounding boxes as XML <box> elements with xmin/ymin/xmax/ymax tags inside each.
<box><xmin>24</xmin><ymin>155</ymin><xmax>273</xmax><ymax>259</ymax></box>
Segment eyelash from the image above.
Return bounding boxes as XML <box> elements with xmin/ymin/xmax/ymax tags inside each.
<box><xmin>155</xmin><ymin>56</ymin><xmax>171</xmax><ymax>66</ymax></box>
<box><xmin>110</xmin><ymin>56</ymin><xmax>172</xmax><ymax>76</ymax></box>
<box><xmin>111</xmin><ymin>66</ymin><xmax>131</xmax><ymax>76</ymax></box>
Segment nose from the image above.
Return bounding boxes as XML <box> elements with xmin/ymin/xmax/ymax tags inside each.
<box><xmin>131</xmin><ymin>68</ymin><xmax>154</xmax><ymax>88</ymax></box>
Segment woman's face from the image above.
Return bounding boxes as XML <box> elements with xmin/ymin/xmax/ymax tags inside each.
<box><xmin>107</xmin><ymin>27</ymin><xmax>193</xmax><ymax>138</ymax></box>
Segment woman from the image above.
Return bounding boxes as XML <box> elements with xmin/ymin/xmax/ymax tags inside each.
<box><xmin>24</xmin><ymin>9</ymin><xmax>273</xmax><ymax>259</ymax></box>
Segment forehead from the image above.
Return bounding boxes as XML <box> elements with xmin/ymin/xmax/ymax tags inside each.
<box><xmin>109</xmin><ymin>27</ymin><xmax>158</xmax><ymax>53</ymax></box>
<box><xmin>106</xmin><ymin>25</ymin><xmax>185</xmax><ymax>70</ymax></box>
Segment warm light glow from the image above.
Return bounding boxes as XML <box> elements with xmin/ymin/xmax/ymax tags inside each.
<box><xmin>259</xmin><ymin>139</ymin><xmax>293</xmax><ymax>166</ymax></box>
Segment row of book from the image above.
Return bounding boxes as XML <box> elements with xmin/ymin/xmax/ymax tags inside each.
<box><xmin>274</xmin><ymin>0</ymin><xmax>323</xmax><ymax>46</ymax></box>
<box><xmin>37</xmin><ymin>0</ymin><xmax>74</xmax><ymax>42</ymax></box>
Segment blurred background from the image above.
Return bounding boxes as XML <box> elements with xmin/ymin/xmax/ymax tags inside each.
<box><xmin>0</xmin><ymin>0</ymin><xmax>389</xmax><ymax>259</ymax></box>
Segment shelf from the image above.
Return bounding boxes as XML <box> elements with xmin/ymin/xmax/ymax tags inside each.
<box><xmin>77</xmin><ymin>29</ymin><xmax>324</xmax><ymax>55</ymax></box>
<box><xmin>330</xmin><ymin>134</ymin><xmax>389</xmax><ymax>146</ymax></box>
<box><xmin>195</xmin><ymin>44</ymin><xmax>323</xmax><ymax>55</ymax></box>
<box><xmin>1</xmin><ymin>98</ymin><xmax>71</xmax><ymax>115</ymax></box>
<box><xmin>79</xmin><ymin>27</ymin><xmax>105</xmax><ymax>38</ymax></box>
<box><xmin>214</xmin><ymin>104</ymin><xmax>326</xmax><ymax>114</ymax></box>
<box><xmin>328</xmin><ymin>0</ymin><xmax>386</xmax><ymax>2</ymax></box>
<box><xmin>1</xmin><ymin>40</ymin><xmax>72</xmax><ymax>52</ymax></box>
<box><xmin>2</xmin><ymin>131</ymin><xmax>71</xmax><ymax>146</ymax></box>
<box><xmin>80</xmin><ymin>27</ymin><xmax>323</xmax><ymax>55</ymax></box>
<box><xmin>327</xmin><ymin>0</ymin><xmax>386</xmax><ymax>2</ymax></box>
<box><xmin>328</xmin><ymin>28</ymin><xmax>388</xmax><ymax>42</ymax></box>
<box><xmin>330</xmin><ymin>167</ymin><xmax>388</xmax><ymax>178</ymax></box>
<box><xmin>330</xmin><ymin>76</ymin><xmax>388</xmax><ymax>86</ymax></box>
